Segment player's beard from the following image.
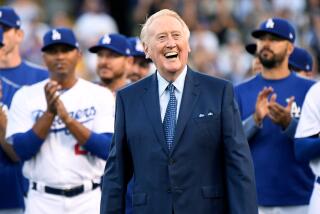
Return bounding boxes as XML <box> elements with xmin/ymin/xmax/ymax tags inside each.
<box><xmin>98</xmin><ymin>68</ymin><xmax>125</xmax><ymax>86</ymax></box>
<box><xmin>258</xmin><ymin>47</ymin><xmax>287</xmax><ymax>69</ymax></box>
<box><xmin>100</xmin><ymin>77</ymin><xmax>114</xmax><ymax>85</ymax></box>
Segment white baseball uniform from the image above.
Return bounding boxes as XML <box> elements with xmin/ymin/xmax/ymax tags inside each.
<box><xmin>6</xmin><ymin>78</ymin><xmax>115</xmax><ymax>214</ymax></box>
<box><xmin>295</xmin><ymin>81</ymin><xmax>320</xmax><ymax>214</ymax></box>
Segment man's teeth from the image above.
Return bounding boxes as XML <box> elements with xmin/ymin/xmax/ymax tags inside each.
<box><xmin>165</xmin><ymin>52</ymin><xmax>178</xmax><ymax>58</ymax></box>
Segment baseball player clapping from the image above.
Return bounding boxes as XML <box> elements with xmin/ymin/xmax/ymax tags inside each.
<box><xmin>4</xmin><ymin>28</ymin><xmax>115</xmax><ymax>214</ymax></box>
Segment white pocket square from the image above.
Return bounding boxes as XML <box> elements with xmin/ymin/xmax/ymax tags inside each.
<box><xmin>198</xmin><ymin>113</ymin><xmax>205</xmax><ymax>118</ymax></box>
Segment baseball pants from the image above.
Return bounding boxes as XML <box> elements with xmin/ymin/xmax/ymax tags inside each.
<box><xmin>25</xmin><ymin>188</ymin><xmax>101</xmax><ymax>214</ymax></box>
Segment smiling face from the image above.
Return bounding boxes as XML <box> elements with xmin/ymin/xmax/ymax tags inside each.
<box><xmin>143</xmin><ymin>15</ymin><xmax>190</xmax><ymax>81</ymax></box>
<box><xmin>96</xmin><ymin>48</ymin><xmax>129</xmax><ymax>84</ymax></box>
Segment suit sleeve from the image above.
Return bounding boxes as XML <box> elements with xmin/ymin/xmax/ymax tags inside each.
<box><xmin>100</xmin><ymin>91</ymin><xmax>133</xmax><ymax>214</ymax></box>
<box><xmin>222</xmin><ymin>82</ymin><xmax>258</xmax><ymax>214</ymax></box>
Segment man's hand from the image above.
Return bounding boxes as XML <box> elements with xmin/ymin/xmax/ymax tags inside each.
<box><xmin>254</xmin><ymin>87</ymin><xmax>274</xmax><ymax>125</ymax></box>
<box><xmin>44</xmin><ymin>81</ymin><xmax>61</xmax><ymax>114</ymax></box>
<box><xmin>55</xmin><ymin>99</ymin><xmax>72</xmax><ymax>125</ymax></box>
<box><xmin>267</xmin><ymin>95</ymin><xmax>294</xmax><ymax>129</ymax></box>
<box><xmin>0</xmin><ymin>81</ymin><xmax>20</xmax><ymax>162</ymax></box>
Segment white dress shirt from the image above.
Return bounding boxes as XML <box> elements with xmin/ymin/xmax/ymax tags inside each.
<box><xmin>157</xmin><ymin>66</ymin><xmax>187</xmax><ymax>122</ymax></box>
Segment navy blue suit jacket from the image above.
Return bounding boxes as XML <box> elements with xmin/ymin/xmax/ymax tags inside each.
<box><xmin>101</xmin><ymin>68</ymin><xmax>258</xmax><ymax>214</ymax></box>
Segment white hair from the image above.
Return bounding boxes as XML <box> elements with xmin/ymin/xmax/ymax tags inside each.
<box><xmin>140</xmin><ymin>9</ymin><xmax>190</xmax><ymax>45</ymax></box>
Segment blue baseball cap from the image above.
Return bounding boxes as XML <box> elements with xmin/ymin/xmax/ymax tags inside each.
<box><xmin>0</xmin><ymin>7</ymin><xmax>21</xmax><ymax>29</ymax></box>
<box><xmin>128</xmin><ymin>37</ymin><xmax>145</xmax><ymax>57</ymax></box>
<box><xmin>245</xmin><ymin>43</ymin><xmax>257</xmax><ymax>55</ymax></box>
<box><xmin>289</xmin><ymin>47</ymin><xmax>313</xmax><ymax>72</ymax></box>
<box><xmin>41</xmin><ymin>27</ymin><xmax>79</xmax><ymax>52</ymax></box>
<box><xmin>252</xmin><ymin>18</ymin><xmax>295</xmax><ymax>43</ymax></box>
<box><xmin>89</xmin><ymin>33</ymin><xmax>131</xmax><ymax>56</ymax></box>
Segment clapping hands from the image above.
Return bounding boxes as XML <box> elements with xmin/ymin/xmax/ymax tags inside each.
<box><xmin>254</xmin><ymin>86</ymin><xmax>294</xmax><ymax>129</ymax></box>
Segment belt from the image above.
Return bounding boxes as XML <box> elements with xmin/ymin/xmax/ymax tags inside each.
<box><xmin>32</xmin><ymin>182</ymin><xmax>100</xmax><ymax>197</ymax></box>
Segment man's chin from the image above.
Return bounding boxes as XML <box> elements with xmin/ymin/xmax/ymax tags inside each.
<box><xmin>100</xmin><ymin>77</ymin><xmax>113</xmax><ymax>85</ymax></box>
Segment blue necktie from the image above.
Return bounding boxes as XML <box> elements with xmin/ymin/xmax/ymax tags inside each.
<box><xmin>163</xmin><ymin>83</ymin><xmax>177</xmax><ymax>151</ymax></box>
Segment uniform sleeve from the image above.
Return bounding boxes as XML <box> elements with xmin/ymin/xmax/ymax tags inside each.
<box><xmin>295</xmin><ymin>84</ymin><xmax>320</xmax><ymax>138</ymax></box>
<box><xmin>294</xmin><ymin>83</ymin><xmax>320</xmax><ymax>162</ymax></box>
<box><xmin>92</xmin><ymin>88</ymin><xmax>115</xmax><ymax>134</ymax></box>
<box><xmin>222</xmin><ymin>82</ymin><xmax>258</xmax><ymax>214</ymax></box>
<box><xmin>6</xmin><ymin>87</ymin><xmax>34</xmax><ymax>138</ymax></box>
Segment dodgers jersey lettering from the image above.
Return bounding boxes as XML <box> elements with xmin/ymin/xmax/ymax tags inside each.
<box><xmin>6</xmin><ymin>78</ymin><xmax>114</xmax><ymax>187</ymax></box>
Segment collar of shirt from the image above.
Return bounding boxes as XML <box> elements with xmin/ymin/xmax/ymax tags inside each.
<box><xmin>157</xmin><ymin>66</ymin><xmax>187</xmax><ymax>96</ymax></box>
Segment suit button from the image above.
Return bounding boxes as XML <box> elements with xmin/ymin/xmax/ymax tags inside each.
<box><xmin>167</xmin><ymin>188</ymin><xmax>172</xmax><ymax>193</ymax></box>
<box><xmin>169</xmin><ymin>159</ymin><xmax>175</xmax><ymax>165</ymax></box>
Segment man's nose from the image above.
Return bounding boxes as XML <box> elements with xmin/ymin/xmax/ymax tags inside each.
<box><xmin>99</xmin><ymin>56</ymin><xmax>109</xmax><ymax>64</ymax></box>
<box><xmin>166</xmin><ymin>36</ymin><xmax>176</xmax><ymax>48</ymax></box>
<box><xmin>55</xmin><ymin>51</ymin><xmax>65</xmax><ymax>59</ymax></box>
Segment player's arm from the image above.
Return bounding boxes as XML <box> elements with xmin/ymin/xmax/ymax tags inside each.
<box><xmin>4</xmin><ymin>82</ymin><xmax>58</xmax><ymax>162</ymax></box>
<box><xmin>242</xmin><ymin>114</ymin><xmax>262</xmax><ymax>140</ymax></box>
<box><xmin>294</xmin><ymin>83</ymin><xmax>320</xmax><ymax>162</ymax></box>
<box><xmin>295</xmin><ymin>134</ymin><xmax>320</xmax><ymax>162</ymax></box>
<box><xmin>55</xmin><ymin>99</ymin><xmax>113</xmax><ymax>160</ymax></box>
<box><xmin>235</xmin><ymin>86</ymin><xmax>272</xmax><ymax>141</ymax></box>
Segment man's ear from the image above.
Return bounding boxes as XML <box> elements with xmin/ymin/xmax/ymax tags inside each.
<box><xmin>287</xmin><ymin>42</ymin><xmax>294</xmax><ymax>56</ymax></box>
<box><xmin>126</xmin><ymin>56</ymin><xmax>134</xmax><ymax>70</ymax></box>
<box><xmin>16</xmin><ymin>29</ymin><xmax>24</xmax><ymax>44</ymax></box>
<box><xmin>143</xmin><ymin>42</ymin><xmax>150</xmax><ymax>59</ymax></box>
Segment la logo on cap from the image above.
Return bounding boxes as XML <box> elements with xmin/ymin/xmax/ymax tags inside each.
<box><xmin>306</xmin><ymin>64</ymin><xmax>310</xmax><ymax>70</ymax></box>
<box><xmin>52</xmin><ymin>29</ymin><xmax>61</xmax><ymax>41</ymax></box>
<box><xmin>102</xmin><ymin>35</ymin><xmax>111</xmax><ymax>44</ymax></box>
<box><xmin>289</xmin><ymin>33</ymin><xmax>293</xmax><ymax>39</ymax></box>
<box><xmin>266</xmin><ymin>19</ymin><xmax>275</xmax><ymax>29</ymax></box>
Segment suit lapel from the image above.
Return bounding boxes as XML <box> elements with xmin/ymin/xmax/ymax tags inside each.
<box><xmin>171</xmin><ymin>68</ymin><xmax>200</xmax><ymax>154</ymax></box>
<box><xmin>141</xmin><ymin>73</ymin><xmax>169</xmax><ymax>154</ymax></box>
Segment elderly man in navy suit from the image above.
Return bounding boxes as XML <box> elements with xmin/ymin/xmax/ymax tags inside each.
<box><xmin>100</xmin><ymin>9</ymin><xmax>258</xmax><ymax>214</ymax></box>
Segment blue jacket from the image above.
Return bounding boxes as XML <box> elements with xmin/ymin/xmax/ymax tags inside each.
<box><xmin>100</xmin><ymin>68</ymin><xmax>258</xmax><ymax>214</ymax></box>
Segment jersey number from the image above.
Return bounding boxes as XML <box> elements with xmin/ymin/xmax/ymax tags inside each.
<box><xmin>74</xmin><ymin>144</ymin><xmax>88</xmax><ymax>155</ymax></box>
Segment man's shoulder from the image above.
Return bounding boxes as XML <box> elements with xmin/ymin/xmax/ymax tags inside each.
<box><xmin>235</xmin><ymin>75</ymin><xmax>259</xmax><ymax>88</ymax></box>
<box><xmin>118</xmin><ymin>75</ymin><xmax>153</xmax><ymax>96</ymax></box>
<box><xmin>20</xmin><ymin>79</ymin><xmax>48</xmax><ymax>92</ymax></box>
<box><xmin>190</xmin><ymin>69</ymin><xmax>232</xmax><ymax>92</ymax></box>
<box><xmin>79</xmin><ymin>79</ymin><xmax>114</xmax><ymax>97</ymax></box>
<box><xmin>292</xmin><ymin>73</ymin><xmax>316</xmax><ymax>87</ymax></box>
<box><xmin>13</xmin><ymin>79</ymin><xmax>47</xmax><ymax>101</ymax></box>
<box><xmin>192</xmin><ymin>69</ymin><xmax>228</xmax><ymax>84</ymax></box>
<box><xmin>306</xmin><ymin>81</ymin><xmax>320</xmax><ymax>97</ymax></box>
<box><xmin>23</xmin><ymin>61</ymin><xmax>48</xmax><ymax>74</ymax></box>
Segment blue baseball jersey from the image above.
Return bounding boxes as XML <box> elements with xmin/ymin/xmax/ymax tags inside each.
<box><xmin>0</xmin><ymin>61</ymin><xmax>48</xmax><ymax>209</ymax></box>
<box><xmin>235</xmin><ymin>72</ymin><xmax>315</xmax><ymax>206</ymax></box>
